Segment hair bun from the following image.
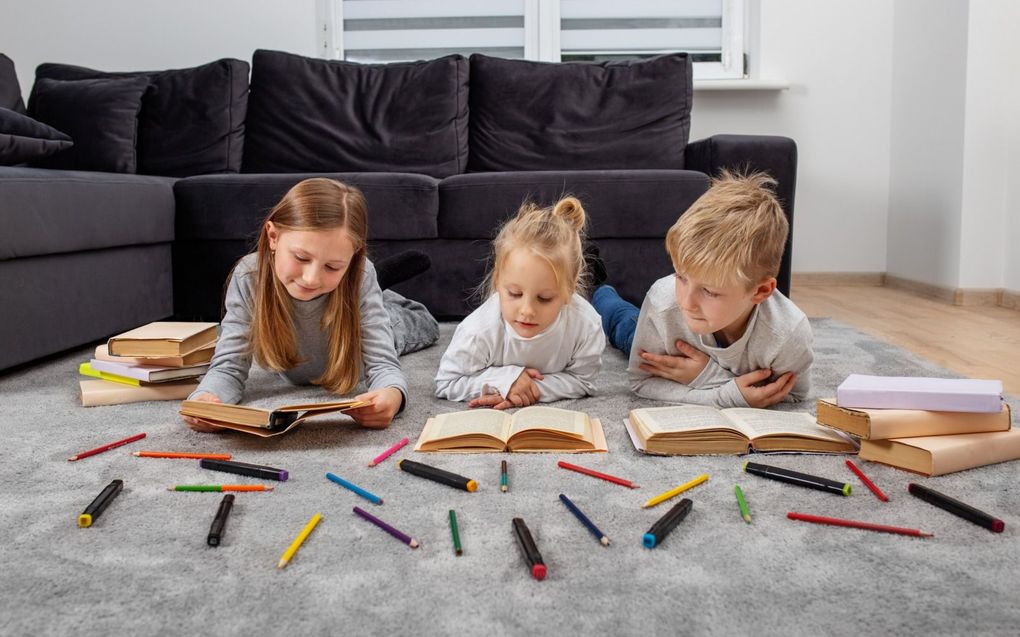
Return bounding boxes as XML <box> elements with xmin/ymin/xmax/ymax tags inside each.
<box><xmin>551</xmin><ymin>196</ymin><xmax>586</xmax><ymax>231</ymax></box>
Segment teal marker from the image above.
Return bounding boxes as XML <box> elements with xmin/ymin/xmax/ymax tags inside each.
<box><xmin>326</xmin><ymin>472</ymin><xmax>383</xmax><ymax>505</ymax></box>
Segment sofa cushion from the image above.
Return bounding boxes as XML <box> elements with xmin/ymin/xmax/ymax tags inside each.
<box><xmin>0</xmin><ymin>166</ymin><xmax>175</xmax><ymax>261</ymax></box>
<box><xmin>32</xmin><ymin>59</ymin><xmax>249</xmax><ymax>177</ymax></box>
<box><xmin>468</xmin><ymin>53</ymin><xmax>693</xmax><ymax>172</ymax></box>
<box><xmin>0</xmin><ymin>53</ymin><xmax>26</xmax><ymax>114</ymax></box>
<box><xmin>30</xmin><ymin>76</ymin><xmax>149</xmax><ymax>173</ymax></box>
<box><xmin>175</xmin><ymin>173</ymin><xmax>439</xmax><ymax>242</ymax></box>
<box><xmin>242</xmin><ymin>50</ymin><xmax>468</xmax><ymax>178</ymax></box>
<box><xmin>0</xmin><ymin>107</ymin><xmax>73</xmax><ymax>165</ymax></box>
<box><xmin>438</xmin><ymin>170</ymin><xmax>710</xmax><ymax>239</ymax></box>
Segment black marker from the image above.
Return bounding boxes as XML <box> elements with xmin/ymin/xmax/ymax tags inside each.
<box><xmin>908</xmin><ymin>483</ymin><xmax>1004</xmax><ymax>533</ymax></box>
<box><xmin>207</xmin><ymin>494</ymin><xmax>236</xmax><ymax>546</ymax></box>
<box><xmin>512</xmin><ymin>517</ymin><xmax>546</xmax><ymax>580</ymax></box>
<box><xmin>398</xmin><ymin>459</ymin><xmax>477</xmax><ymax>492</ymax></box>
<box><xmin>78</xmin><ymin>479</ymin><xmax>124</xmax><ymax>527</ymax></box>
<box><xmin>199</xmin><ymin>458</ymin><xmax>289</xmax><ymax>481</ymax></box>
<box><xmin>744</xmin><ymin>461</ymin><xmax>851</xmax><ymax>496</ymax></box>
<box><xmin>643</xmin><ymin>498</ymin><xmax>693</xmax><ymax>548</ymax></box>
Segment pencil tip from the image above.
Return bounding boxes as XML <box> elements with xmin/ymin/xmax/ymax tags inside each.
<box><xmin>921</xmin><ymin>532</ymin><xmax>934</xmax><ymax>537</ymax></box>
<box><xmin>455</xmin><ymin>549</ymin><xmax>463</xmax><ymax>556</ymax></box>
<box><xmin>277</xmin><ymin>560</ymin><xmax>287</xmax><ymax>569</ymax></box>
<box><xmin>501</xmin><ymin>486</ymin><xmax>508</xmax><ymax>492</ymax></box>
<box><xmin>600</xmin><ymin>537</ymin><xmax>609</xmax><ymax>546</ymax></box>
<box><xmin>266</xmin><ymin>487</ymin><xmax>275</xmax><ymax>491</ymax></box>
<box><xmin>743</xmin><ymin>514</ymin><xmax>753</xmax><ymax>523</ymax></box>
<box><xmin>67</xmin><ymin>457</ymin><xmax>77</xmax><ymax>462</ymax></box>
<box><xmin>368</xmin><ymin>462</ymin><xmax>376</xmax><ymax>467</ymax></box>
<box><xmin>377</xmin><ymin>499</ymin><xmax>384</xmax><ymax>505</ymax></box>
<box><xmin>409</xmin><ymin>539</ymin><xmax>420</xmax><ymax>548</ymax></box>
<box><xmin>132</xmin><ymin>452</ymin><xmax>140</xmax><ymax>456</ymax></box>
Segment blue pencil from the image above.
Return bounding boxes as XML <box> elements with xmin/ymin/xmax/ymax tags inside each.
<box><xmin>559</xmin><ymin>493</ymin><xmax>609</xmax><ymax>546</ymax></box>
<box><xmin>326</xmin><ymin>472</ymin><xmax>383</xmax><ymax>505</ymax></box>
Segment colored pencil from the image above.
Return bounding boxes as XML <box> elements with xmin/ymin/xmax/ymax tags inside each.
<box><xmin>846</xmin><ymin>459</ymin><xmax>889</xmax><ymax>502</ymax></box>
<box><xmin>559</xmin><ymin>493</ymin><xmax>609</xmax><ymax>546</ymax></box>
<box><xmin>134</xmin><ymin>451</ymin><xmax>231</xmax><ymax>460</ymax></box>
<box><xmin>369</xmin><ymin>437</ymin><xmax>409</xmax><ymax>467</ymax></box>
<box><xmin>169</xmin><ymin>485</ymin><xmax>273</xmax><ymax>492</ymax></box>
<box><xmin>734</xmin><ymin>485</ymin><xmax>752</xmax><ymax>524</ymax></box>
<box><xmin>353</xmin><ymin>506</ymin><xmax>419</xmax><ymax>548</ymax></box>
<box><xmin>642</xmin><ymin>474</ymin><xmax>708</xmax><ymax>508</ymax></box>
<box><xmin>500</xmin><ymin>460</ymin><xmax>509</xmax><ymax>493</ymax></box>
<box><xmin>68</xmin><ymin>432</ymin><xmax>146</xmax><ymax>461</ymax></box>
<box><xmin>449</xmin><ymin>509</ymin><xmax>462</xmax><ymax>556</ymax></box>
<box><xmin>908</xmin><ymin>483</ymin><xmax>1005</xmax><ymax>533</ymax></box>
<box><xmin>277</xmin><ymin>513</ymin><xmax>322</xmax><ymax>568</ymax></box>
<box><xmin>557</xmin><ymin>460</ymin><xmax>638</xmax><ymax>489</ymax></box>
<box><xmin>787</xmin><ymin>512</ymin><xmax>933</xmax><ymax>538</ymax></box>
<box><xmin>325</xmin><ymin>472</ymin><xmax>383</xmax><ymax>505</ymax></box>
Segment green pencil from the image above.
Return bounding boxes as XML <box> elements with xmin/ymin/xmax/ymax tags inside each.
<box><xmin>449</xmin><ymin>509</ymin><xmax>462</xmax><ymax>556</ymax></box>
<box><xmin>735</xmin><ymin>485</ymin><xmax>752</xmax><ymax>524</ymax></box>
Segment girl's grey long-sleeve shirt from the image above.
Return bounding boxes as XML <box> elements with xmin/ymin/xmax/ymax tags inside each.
<box><xmin>191</xmin><ymin>254</ymin><xmax>407</xmax><ymax>405</ymax></box>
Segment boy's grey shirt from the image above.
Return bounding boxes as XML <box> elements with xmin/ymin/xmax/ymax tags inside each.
<box><xmin>192</xmin><ymin>254</ymin><xmax>407</xmax><ymax>405</ymax></box>
<box><xmin>629</xmin><ymin>275</ymin><xmax>813</xmax><ymax>407</ymax></box>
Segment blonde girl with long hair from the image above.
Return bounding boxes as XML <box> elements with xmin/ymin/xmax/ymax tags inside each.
<box><xmin>183</xmin><ymin>178</ymin><xmax>438</xmax><ymax>431</ymax></box>
<box><xmin>435</xmin><ymin>196</ymin><xmax>605</xmax><ymax>409</ymax></box>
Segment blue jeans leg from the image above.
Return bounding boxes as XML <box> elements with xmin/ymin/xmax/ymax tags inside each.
<box><xmin>591</xmin><ymin>285</ymin><xmax>638</xmax><ymax>356</ymax></box>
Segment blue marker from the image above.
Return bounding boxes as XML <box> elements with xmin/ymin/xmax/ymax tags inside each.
<box><xmin>326</xmin><ymin>472</ymin><xmax>383</xmax><ymax>505</ymax></box>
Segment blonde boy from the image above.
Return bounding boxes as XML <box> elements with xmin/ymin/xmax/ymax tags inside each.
<box><xmin>623</xmin><ymin>171</ymin><xmax>812</xmax><ymax>408</ymax></box>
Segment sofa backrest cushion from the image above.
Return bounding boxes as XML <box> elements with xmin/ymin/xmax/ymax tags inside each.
<box><xmin>30</xmin><ymin>58</ymin><xmax>249</xmax><ymax>177</ymax></box>
<box><xmin>31</xmin><ymin>76</ymin><xmax>149</xmax><ymax>173</ymax></box>
<box><xmin>242</xmin><ymin>50</ymin><xmax>469</xmax><ymax>178</ymax></box>
<box><xmin>0</xmin><ymin>107</ymin><xmax>73</xmax><ymax>165</ymax></box>
<box><xmin>468</xmin><ymin>53</ymin><xmax>692</xmax><ymax>172</ymax></box>
<box><xmin>0</xmin><ymin>53</ymin><xmax>26</xmax><ymax>114</ymax></box>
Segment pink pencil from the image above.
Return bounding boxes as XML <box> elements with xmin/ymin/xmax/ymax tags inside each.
<box><xmin>369</xmin><ymin>437</ymin><xmax>409</xmax><ymax>467</ymax></box>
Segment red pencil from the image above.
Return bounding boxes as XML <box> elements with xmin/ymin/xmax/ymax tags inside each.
<box><xmin>787</xmin><ymin>512</ymin><xmax>932</xmax><ymax>537</ymax></box>
<box><xmin>68</xmin><ymin>432</ymin><xmax>147</xmax><ymax>461</ymax></box>
<box><xmin>845</xmin><ymin>459</ymin><xmax>889</xmax><ymax>502</ymax></box>
<box><xmin>557</xmin><ymin>460</ymin><xmax>639</xmax><ymax>489</ymax></box>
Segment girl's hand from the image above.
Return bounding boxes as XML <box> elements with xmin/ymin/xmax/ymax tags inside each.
<box><xmin>182</xmin><ymin>392</ymin><xmax>224</xmax><ymax>433</ymax></box>
<box><xmin>348</xmin><ymin>387</ymin><xmax>403</xmax><ymax>428</ymax></box>
<box><xmin>468</xmin><ymin>368</ymin><xmax>544</xmax><ymax>410</ymax></box>
<box><xmin>638</xmin><ymin>340</ymin><xmax>710</xmax><ymax>385</ymax></box>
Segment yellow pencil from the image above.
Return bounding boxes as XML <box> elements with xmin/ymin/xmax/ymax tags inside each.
<box><xmin>277</xmin><ymin>513</ymin><xmax>322</xmax><ymax>569</ymax></box>
<box><xmin>642</xmin><ymin>474</ymin><xmax>709</xmax><ymax>508</ymax></box>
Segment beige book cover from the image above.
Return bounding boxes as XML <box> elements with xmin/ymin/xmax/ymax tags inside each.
<box><xmin>94</xmin><ymin>341</ymin><xmax>216</xmax><ymax>368</ymax></box>
<box><xmin>626</xmin><ymin>404</ymin><xmax>858</xmax><ymax>456</ymax></box>
<box><xmin>108</xmin><ymin>322</ymin><xmax>218</xmax><ymax>357</ymax></box>
<box><xmin>414</xmin><ymin>405</ymin><xmax>608</xmax><ymax>453</ymax></box>
<box><xmin>859</xmin><ymin>428</ymin><xmax>1020</xmax><ymax>476</ymax></box>
<box><xmin>80</xmin><ymin>379</ymin><xmax>199</xmax><ymax>407</ymax></box>
<box><xmin>179</xmin><ymin>399</ymin><xmax>365</xmax><ymax>437</ymax></box>
<box><xmin>817</xmin><ymin>398</ymin><xmax>1011</xmax><ymax>439</ymax></box>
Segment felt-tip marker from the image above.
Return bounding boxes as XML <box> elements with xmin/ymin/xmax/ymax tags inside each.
<box><xmin>78</xmin><ymin>479</ymin><xmax>124</xmax><ymax>528</ymax></box>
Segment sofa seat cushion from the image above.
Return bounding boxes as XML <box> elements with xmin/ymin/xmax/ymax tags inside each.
<box><xmin>0</xmin><ymin>107</ymin><xmax>73</xmax><ymax>165</ymax></box>
<box><xmin>31</xmin><ymin>59</ymin><xmax>249</xmax><ymax>177</ymax></box>
<box><xmin>468</xmin><ymin>53</ymin><xmax>692</xmax><ymax>172</ymax></box>
<box><xmin>175</xmin><ymin>173</ymin><xmax>439</xmax><ymax>242</ymax></box>
<box><xmin>242</xmin><ymin>50</ymin><xmax>468</xmax><ymax>178</ymax></box>
<box><xmin>0</xmin><ymin>167</ymin><xmax>175</xmax><ymax>260</ymax></box>
<box><xmin>439</xmin><ymin>170</ymin><xmax>709</xmax><ymax>240</ymax></box>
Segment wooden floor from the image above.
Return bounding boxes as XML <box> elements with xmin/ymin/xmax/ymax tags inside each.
<box><xmin>793</xmin><ymin>284</ymin><xmax>1020</xmax><ymax>396</ymax></box>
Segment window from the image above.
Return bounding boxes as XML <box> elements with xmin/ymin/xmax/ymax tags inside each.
<box><xmin>322</xmin><ymin>0</ymin><xmax>746</xmax><ymax>80</ymax></box>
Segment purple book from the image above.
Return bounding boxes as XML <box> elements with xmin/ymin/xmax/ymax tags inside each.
<box><xmin>836</xmin><ymin>374</ymin><xmax>1003</xmax><ymax>413</ymax></box>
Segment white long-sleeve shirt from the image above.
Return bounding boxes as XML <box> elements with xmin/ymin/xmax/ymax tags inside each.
<box><xmin>629</xmin><ymin>275</ymin><xmax>813</xmax><ymax>407</ymax></box>
<box><xmin>435</xmin><ymin>293</ymin><xmax>605</xmax><ymax>402</ymax></box>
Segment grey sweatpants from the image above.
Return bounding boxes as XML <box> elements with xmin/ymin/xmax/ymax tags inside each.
<box><xmin>383</xmin><ymin>289</ymin><xmax>440</xmax><ymax>355</ymax></box>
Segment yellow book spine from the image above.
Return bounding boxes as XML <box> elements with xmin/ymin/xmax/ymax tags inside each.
<box><xmin>78</xmin><ymin>362</ymin><xmax>140</xmax><ymax>386</ymax></box>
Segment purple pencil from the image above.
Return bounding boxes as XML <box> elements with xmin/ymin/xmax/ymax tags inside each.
<box><xmin>352</xmin><ymin>506</ymin><xmax>420</xmax><ymax>548</ymax></box>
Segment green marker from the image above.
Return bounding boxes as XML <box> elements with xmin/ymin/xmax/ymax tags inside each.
<box><xmin>449</xmin><ymin>509</ymin><xmax>462</xmax><ymax>556</ymax></box>
<box><xmin>743</xmin><ymin>461</ymin><xmax>852</xmax><ymax>497</ymax></box>
<box><xmin>735</xmin><ymin>485</ymin><xmax>752</xmax><ymax>524</ymax></box>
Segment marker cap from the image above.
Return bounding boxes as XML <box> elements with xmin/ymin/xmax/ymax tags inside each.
<box><xmin>531</xmin><ymin>564</ymin><xmax>547</xmax><ymax>580</ymax></box>
<box><xmin>642</xmin><ymin>533</ymin><xmax>657</xmax><ymax>548</ymax></box>
<box><xmin>466</xmin><ymin>480</ymin><xmax>478</xmax><ymax>492</ymax></box>
<box><xmin>78</xmin><ymin>514</ymin><xmax>92</xmax><ymax>528</ymax></box>
<box><xmin>841</xmin><ymin>484</ymin><xmax>852</xmax><ymax>497</ymax></box>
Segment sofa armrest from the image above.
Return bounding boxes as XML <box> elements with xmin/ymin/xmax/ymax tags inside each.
<box><xmin>684</xmin><ymin>134</ymin><xmax>797</xmax><ymax>297</ymax></box>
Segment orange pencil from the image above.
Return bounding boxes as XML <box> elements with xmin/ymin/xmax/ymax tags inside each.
<box><xmin>134</xmin><ymin>451</ymin><xmax>232</xmax><ymax>460</ymax></box>
<box><xmin>169</xmin><ymin>485</ymin><xmax>273</xmax><ymax>492</ymax></box>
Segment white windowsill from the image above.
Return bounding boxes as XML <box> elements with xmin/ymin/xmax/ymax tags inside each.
<box><xmin>693</xmin><ymin>79</ymin><xmax>789</xmax><ymax>91</ymax></box>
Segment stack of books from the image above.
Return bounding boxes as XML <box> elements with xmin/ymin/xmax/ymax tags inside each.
<box><xmin>816</xmin><ymin>374</ymin><xmax>1016</xmax><ymax>476</ymax></box>
<box><xmin>79</xmin><ymin>322</ymin><xmax>218</xmax><ymax>407</ymax></box>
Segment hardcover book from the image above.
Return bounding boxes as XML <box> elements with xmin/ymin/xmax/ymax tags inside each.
<box><xmin>179</xmin><ymin>398</ymin><xmax>365</xmax><ymax>437</ymax></box>
<box><xmin>836</xmin><ymin>374</ymin><xmax>1003</xmax><ymax>413</ymax></box>
<box><xmin>414</xmin><ymin>406</ymin><xmax>607</xmax><ymax>453</ymax></box>
<box><xmin>89</xmin><ymin>358</ymin><xmax>209</xmax><ymax>383</ymax></box>
<box><xmin>624</xmin><ymin>404</ymin><xmax>858</xmax><ymax>456</ymax></box>
<box><xmin>816</xmin><ymin>398</ymin><xmax>1011</xmax><ymax>440</ymax></box>
<box><xmin>80</xmin><ymin>379</ymin><xmax>199</xmax><ymax>407</ymax></box>
<box><xmin>858</xmin><ymin>428</ymin><xmax>1020</xmax><ymax>476</ymax></box>
<box><xmin>94</xmin><ymin>342</ymin><xmax>215</xmax><ymax>368</ymax></box>
<box><xmin>108</xmin><ymin>322</ymin><xmax>218</xmax><ymax>357</ymax></box>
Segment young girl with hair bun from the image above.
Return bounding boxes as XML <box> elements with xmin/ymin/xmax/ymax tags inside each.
<box><xmin>435</xmin><ymin>196</ymin><xmax>605</xmax><ymax>409</ymax></box>
<box><xmin>183</xmin><ymin>177</ymin><xmax>439</xmax><ymax>431</ymax></box>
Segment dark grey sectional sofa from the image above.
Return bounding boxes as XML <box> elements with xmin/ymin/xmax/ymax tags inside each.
<box><xmin>0</xmin><ymin>49</ymin><xmax>797</xmax><ymax>372</ymax></box>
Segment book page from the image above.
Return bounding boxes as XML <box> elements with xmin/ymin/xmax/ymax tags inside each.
<box><xmin>508</xmin><ymin>406</ymin><xmax>587</xmax><ymax>438</ymax></box>
<box><xmin>630</xmin><ymin>405</ymin><xmax>735</xmax><ymax>434</ymax></box>
<box><xmin>424</xmin><ymin>409</ymin><xmax>510</xmax><ymax>442</ymax></box>
<box><xmin>723</xmin><ymin>408</ymin><xmax>845</xmax><ymax>441</ymax></box>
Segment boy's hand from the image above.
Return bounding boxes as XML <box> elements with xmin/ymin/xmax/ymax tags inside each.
<box><xmin>736</xmin><ymin>369</ymin><xmax>796</xmax><ymax>408</ymax></box>
<box><xmin>468</xmin><ymin>368</ymin><xmax>543</xmax><ymax>410</ymax></box>
<box><xmin>638</xmin><ymin>340</ymin><xmax>710</xmax><ymax>384</ymax></box>
<box><xmin>348</xmin><ymin>387</ymin><xmax>403</xmax><ymax>428</ymax></box>
<box><xmin>183</xmin><ymin>392</ymin><xmax>224</xmax><ymax>433</ymax></box>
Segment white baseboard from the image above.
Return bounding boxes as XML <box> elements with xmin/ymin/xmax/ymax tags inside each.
<box><xmin>794</xmin><ymin>271</ymin><xmax>1020</xmax><ymax>310</ymax></box>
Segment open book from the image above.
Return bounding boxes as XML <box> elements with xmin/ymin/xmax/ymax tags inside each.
<box><xmin>414</xmin><ymin>406</ymin><xmax>608</xmax><ymax>453</ymax></box>
<box><xmin>179</xmin><ymin>398</ymin><xmax>365</xmax><ymax>437</ymax></box>
<box><xmin>625</xmin><ymin>405</ymin><xmax>858</xmax><ymax>456</ymax></box>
